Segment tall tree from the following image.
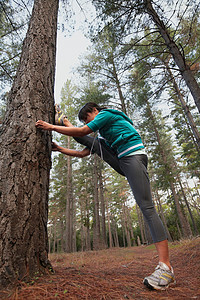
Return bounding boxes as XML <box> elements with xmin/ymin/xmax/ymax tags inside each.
<box><xmin>79</xmin><ymin>26</ymin><xmax>132</xmax><ymax>114</ymax></box>
<box><xmin>0</xmin><ymin>0</ymin><xmax>59</xmax><ymax>287</ymax></box>
<box><xmin>59</xmin><ymin>80</ymin><xmax>79</xmax><ymax>253</ymax></box>
<box><xmin>92</xmin><ymin>0</ymin><xmax>200</xmax><ymax>113</ymax></box>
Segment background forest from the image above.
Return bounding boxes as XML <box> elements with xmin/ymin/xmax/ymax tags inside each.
<box><xmin>1</xmin><ymin>0</ymin><xmax>200</xmax><ymax>256</ymax></box>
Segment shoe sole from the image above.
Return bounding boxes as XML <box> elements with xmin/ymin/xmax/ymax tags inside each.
<box><xmin>143</xmin><ymin>278</ymin><xmax>176</xmax><ymax>291</ymax></box>
<box><xmin>55</xmin><ymin>105</ymin><xmax>66</xmax><ymax>126</ymax></box>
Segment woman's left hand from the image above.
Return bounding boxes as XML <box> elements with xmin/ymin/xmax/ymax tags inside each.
<box><xmin>35</xmin><ymin>120</ymin><xmax>54</xmax><ymax>131</ymax></box>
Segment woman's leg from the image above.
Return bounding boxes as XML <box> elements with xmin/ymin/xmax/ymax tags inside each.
<box><xmin>119</xmin><ymin>155</ymin><xmax>174</xmax><ymax>290</ymax></box>
<box><xmin>119</xmin><ymin>154</ymin><xmax>167</xmax><ymax>244</ymax></box>
<box><xmin>155</xmin><ymin>240</ymin><xmax>171</xmax><ymax>268</ymax></box>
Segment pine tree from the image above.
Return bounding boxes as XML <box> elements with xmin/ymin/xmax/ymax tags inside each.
<box><xmin>0</xmin><ymin>0</ymin><xmax>59</xmax><ymax>287</ymax></box>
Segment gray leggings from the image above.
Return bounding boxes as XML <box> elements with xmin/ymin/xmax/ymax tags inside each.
<box><xmin>119</xmin><ymin>155</ymin><xmax>167</xmax><ymax>243</ymax></box>
<box><xmin>74</xmin><ymin>136</ymin><xmax>167</xmax><ymax>243</ymax></box>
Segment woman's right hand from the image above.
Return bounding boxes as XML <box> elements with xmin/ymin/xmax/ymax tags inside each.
<box><xmin>52</xmin><ymin>142</ymin><xmax>60</xmax><ymax>152</ymax></box>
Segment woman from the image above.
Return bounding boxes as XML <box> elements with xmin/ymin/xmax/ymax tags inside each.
<box><xmin>36</xmin><ymin>102</ymin><xmax>175</xmax><ymax>290</ymax></box>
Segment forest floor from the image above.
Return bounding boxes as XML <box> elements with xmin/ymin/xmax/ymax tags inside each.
<box><xmin>1</xmin><ymin>237</ymin><xmax>200</xmax><ymax>300</ymax></box>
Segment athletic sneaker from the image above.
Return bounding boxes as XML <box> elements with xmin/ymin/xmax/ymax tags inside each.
<box><xmin>55</xmin><ymin>104</ymin><xmax>66</xmax><ymax>125</ymax></box>
<box><xmin>143</xmin><ymin>262</ymin><xmax>175</xmax><ymax>290</ymax></box>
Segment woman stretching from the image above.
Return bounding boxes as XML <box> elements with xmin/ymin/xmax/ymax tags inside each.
<box><xmin>36</xmin><ymin>102</ymin><xmax>175</xmax><ymax>290</ymax></box>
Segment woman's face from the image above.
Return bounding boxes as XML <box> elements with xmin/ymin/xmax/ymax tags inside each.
<box><xmin>85</xmin><ymin>108</ymin><xmax>99</xmax><ymax>124</ymax></box>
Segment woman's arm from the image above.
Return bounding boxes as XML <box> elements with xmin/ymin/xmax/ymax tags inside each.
<box><xmin>52</xmin><ymin>142</ymin><xmax>90</xmax><ymax>158</ymax></box>
<box><xmin>35</xmin><ymin>120</ymin><xmax>93</xmax><ymax>137</ymax></box>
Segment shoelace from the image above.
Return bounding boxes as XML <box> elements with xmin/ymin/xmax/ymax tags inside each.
<box><xmin>152</xmin><ymin>265</ymin><xmax>165</xmax><ymax>278</ymax></box>
<box><xmin>90</xmin><ymin>131</ymin><xmax>104</xmax><ymax>160</ymax></box>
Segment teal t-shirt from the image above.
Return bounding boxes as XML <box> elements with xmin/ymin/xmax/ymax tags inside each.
<box><xmin>86</xmin><ymin>109</ymin><xmax>144</xmax><ymax>158</ymax></box>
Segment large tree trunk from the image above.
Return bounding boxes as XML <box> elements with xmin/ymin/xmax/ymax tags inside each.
<box><xmin>0</xmin><ymin>0</ymin><xmax>59</xmax><ymax>288</ymax></box>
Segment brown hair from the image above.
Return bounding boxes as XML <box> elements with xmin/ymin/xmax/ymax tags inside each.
<box><xmin>78</xmin><ymin>102</ymin><xmax>106</xmax><ymax>122</ymax></box>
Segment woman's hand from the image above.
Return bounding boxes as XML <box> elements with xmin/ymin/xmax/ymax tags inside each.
<box><xmin>35</xmin><ymin>120</ymin><xmax>54</xmax><ymax>131</ymax></box>
<box><xmin>51</xmin><ymin>142</ymin><xmax>60</xmax><ymax>152</ymax></box>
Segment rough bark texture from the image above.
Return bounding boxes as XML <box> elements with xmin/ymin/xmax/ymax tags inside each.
<box><xmin>0</xmin><ymin>0</ymin><xmax>59</xmax><ymax>288</ymax></box>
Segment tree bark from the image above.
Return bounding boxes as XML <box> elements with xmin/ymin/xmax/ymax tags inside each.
<box><xmin>0</xmin><ymin>0</ymin><xmax>58</xmax><ymax>288</ymax></box>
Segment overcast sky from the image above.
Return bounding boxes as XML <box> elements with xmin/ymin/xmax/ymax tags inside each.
<box><xmin>54</xmin><ymin>1</ymin><xmax>95</xmax><ymax>103</ymax></box>
<box><xmin>54</xmin><ymin>29</ymin><xmax>90</xmax><ymax>102</ymax></box>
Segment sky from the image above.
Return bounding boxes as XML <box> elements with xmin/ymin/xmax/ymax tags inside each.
<box><xmin>54</xmin><ymin>29</ymin><xmax>90</xmax><ymax>103</ymax></box>
<box><xmin>54</xmin><ymin>1</ymin><xmax>95</xmax><ymax>103</ymax></box>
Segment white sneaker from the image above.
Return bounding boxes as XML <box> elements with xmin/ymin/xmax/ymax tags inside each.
<box><xmin>143</xmin><ymin>262</ymin><xmax>175</xmax><ymax>290</ymax></box>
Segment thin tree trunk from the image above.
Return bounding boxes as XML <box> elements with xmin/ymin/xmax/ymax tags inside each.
<box><xmin>48</xmin><ymin>226</ymin><xmax>52</xmax><ymax>254</ymax></box>
<box><xmin>170</xmin><ymin>181</ymin><xmax>192</xmax><ymax>238</ymax></box>
<box><xmin>112</xmin><ymin>218</ymin><xmax>119</xmax><ymax>247</ymax></box>
<box><xmin>144</xmin><ymin>219</ymin><xmax>153</xmax><ymax>244</ymax></box>
<box><xmin>72</xmin><ymin>197</ymin><xmax>77</xmax><ymax>252</ymax></box>
<box><xmin>0</xmin><ymin>0</ymin><xmax>59</xmax><ymax>287</ymax></box>
<box><xmin>53</xmin><ymin>219</ymin><xmax>56</xmax><ymax>253</ymax></box>
<box><xmin>92</xmin><ymin>154</ymin><xmax>102</xmax><ymax>250</ymax></box>
<box><xmin>86</xmin><ymin>198</ymin><xmax>91</xmax><ymax>251</ymax></box>
<box><xmin>122</xmin><ymin>226</ymin><xmax>126</xmax><ymax>247</ymax></box>
<box><xmin>60</xmin><ymin>219</ymin><xmax>65</xmax><ymax>252</ymax></box>
<box><xmin>65</xmin><ymin>136</ymin><xmax>74</xmax><ymax>252</ymax></box>
<box><xmin>177</xmin><ymin>177</ymin><xmax>198</xmax><ymax>236</ymax></box>
<box><xmin>98</xmin><ymin>160</ymin><xmax>107</xmax><ymax>248</ymax></box>
<box><xmin>176</xmin><ymin>221</ymin><xmax>182</xmax><ymax>240</ymax></box>
<box><xmin>124</xmin><ymin>206</ymin><xmax>132</xmax><ymax>247</ymax></box>
<box><xmin>146</xmin><ymin>98</ymin><xmax>192</xmax><ymax>238</ymax></box>
<box><xmin>146</xmin><ymin>0</ymin><xmax>200</xmax><ymax>113</ymax></box>
<box><xmin>121</xmin><ymin>202</ymin><xmax>131</xmax><ymax>247</ymax></box>
<box><xmin>111</xmin><ymin>55</ymin><xmax>127</xmax><ymax>114</ymax></box>
<box><xmin>164</xmin><ymin>60</ymin><xmax>200</xmax><ymax>149</ymax></box>
<box><xmin>80</xmin><ymin>201</ymin><xmax>85</xmax><ymax>251</ymax></box>
<box><xmin>136</xmin><ymin>204</ymin><xmax>145</xmax><ymax>244</ymax></box>
<box><xmin>153</xmin><ymin>188</ymin><xmax>173</xmax><ymax>242</ymax></box>
<box><xmin>107</xmin><ymin>207</ymin><xmax>113</xmax><ymax>248</ymax></box>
